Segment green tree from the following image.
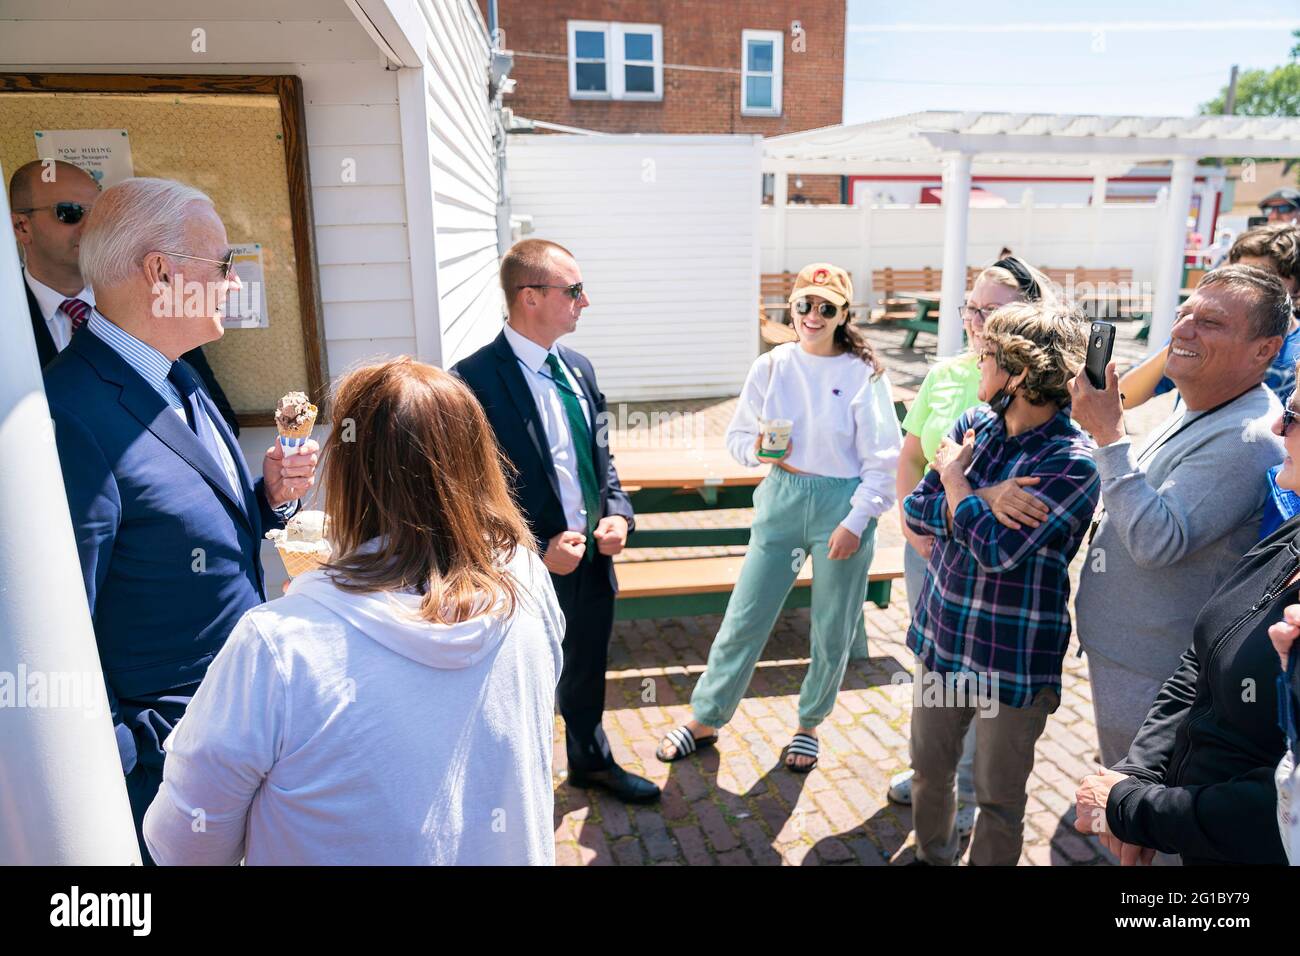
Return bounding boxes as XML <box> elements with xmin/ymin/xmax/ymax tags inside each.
<box><xmin>1200</xmin><ymin>30</ymin><xmax>1300</xmax><ymax>177</ymax></box>
<box><xmin>1200</xmin><ymin>64</ymin><xmax>1300</xmax><ymax>116</ymax></box>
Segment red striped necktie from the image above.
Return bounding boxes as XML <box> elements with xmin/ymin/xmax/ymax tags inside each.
<box><xmin>61</xmin><ymin>297</ymin><xmax>91</xmax><ymax>333</ymax></box>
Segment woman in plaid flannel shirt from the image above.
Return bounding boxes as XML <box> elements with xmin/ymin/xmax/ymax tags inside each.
<box><xmin>903</xmin><ymin>301</ymin><xmax>1101</xmax><ymax>865</ymax></box>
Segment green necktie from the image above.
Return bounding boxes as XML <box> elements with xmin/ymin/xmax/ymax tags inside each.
<box><xmin>545</xmin><ymin>353</ymin><xmax>602</xmax><ymax>552</ymax></box>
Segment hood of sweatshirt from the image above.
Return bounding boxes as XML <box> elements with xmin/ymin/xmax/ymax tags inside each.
<box><xmin>287</xmin><ymin>570</ymin><xmax>512</xmax><ymax>670</ymax></box>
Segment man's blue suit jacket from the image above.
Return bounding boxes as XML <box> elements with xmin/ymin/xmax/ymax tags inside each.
<box><xmin>452</xmin><ymin>329</ymin><xmax>634</xmax><ymax>592</ymax></box>
<box><xmin>42</xmin><ymin>328</ymin><xmax>285</xmax><ymax>776</ymax></box>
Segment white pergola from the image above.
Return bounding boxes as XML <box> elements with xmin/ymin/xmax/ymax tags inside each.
<box><xmin>765</xmin><ymin>112</ymin><xmax>1300</xmax><ymax>357</ymax></box>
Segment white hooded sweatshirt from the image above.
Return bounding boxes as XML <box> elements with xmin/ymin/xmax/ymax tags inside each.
<box><xmin>143</xmin><ymin>545</ymin><xmax>564</xmax><ymax>865</ymax></box>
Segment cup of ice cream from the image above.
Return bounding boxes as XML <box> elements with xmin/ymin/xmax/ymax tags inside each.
<box><xmin>758</xmin><ymin>419</ymin><xmax>793</xmax><ymax>459</ymax></box>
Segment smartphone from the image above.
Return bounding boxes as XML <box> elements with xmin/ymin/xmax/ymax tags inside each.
<box><xmin>1085</xmin><ymin>321</ymin><xmax>1116</xmax><ymax>390</ymax></box>
<box><xmin>1248</xmin><ymin>215</ymin><xmax>1269</xmax><ymax>228</ymax></box>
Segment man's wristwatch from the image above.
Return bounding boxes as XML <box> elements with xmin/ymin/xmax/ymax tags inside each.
<box><xmin>273</xmin><ymin>499</ymin><xmax>301</xmax><ymax>521</ymax></box>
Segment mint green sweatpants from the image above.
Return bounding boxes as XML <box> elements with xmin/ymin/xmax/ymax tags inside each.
<box><xmin>691</xmin><ymin>467</ymin><xmax>878</xmax><ymax>730</ymax></box>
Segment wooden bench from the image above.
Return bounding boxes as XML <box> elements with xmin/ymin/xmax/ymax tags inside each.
<box><xmin>759</xmin><ymin>271</ymin><xmax>800</xmax><ymax>345</ymax></box>
<box><xmin>615</xmin><ymin>547</ymin><xmax>906</xmax><ymax>621</ymax></box>
<box><xmin>872</xmin><ymin>267</ymin><xmax>941</xmax><ymax>322</ymax></box>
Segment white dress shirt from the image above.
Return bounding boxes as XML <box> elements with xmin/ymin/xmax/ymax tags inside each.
<box><xmin>502</xmin><ymin>322</ymin><xmax>593</xmax><ymax>534</ymax></box>
<box><xmin>25</xmin><ymin>269</ymin><xmax>94</xmax><ymax>352</ymax></box>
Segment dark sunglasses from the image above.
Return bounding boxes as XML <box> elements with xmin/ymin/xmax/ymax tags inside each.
<box><xmin>793</xmin><ymin>298</ymin><xmax>841</xmax><ymax>319</ymax></box>
<box><xmin>1283</xmin><ymin>405</ymin><xmax>1300</xmax><ymax>437</ymax></box>
<box><xmin>517</xmin><ymin>282</ymin><xmax>584</xmax><ymax>300</ymax></box>
<box><xmin>1263</xmin><ymin>203</ymin><xmax>1299</xmax><ymax>216</ymax></box>
<box><xmin>15</xmin><ymin>201</ymin><xmax>93</xmax><ymax>224</ymax></box>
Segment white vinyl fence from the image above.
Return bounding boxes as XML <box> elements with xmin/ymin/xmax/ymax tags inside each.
<box><xmin>762</xmin><ymin>198</ymin><xmax>1168</xmax><ymax>306</ymax></box>
<box><xmin>508</xmin><ymin>133</ymin><xmax>762</xmax><ymax>402</ymax></box>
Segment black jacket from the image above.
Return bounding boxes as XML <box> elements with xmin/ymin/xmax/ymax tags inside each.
<box><xmin>1107</xmin><ymin>518</ymin><xmax>1300</xmax><ymax>865</ymax></box>
<box><xmin>26</xmin><ymin>274</ymin><xmax>242</xmax><ymax>435</ymax></box>
<box><xmin>451</xmin><ymin>329</ymin><xmax>634</xmax><ymax>592</ymax></box>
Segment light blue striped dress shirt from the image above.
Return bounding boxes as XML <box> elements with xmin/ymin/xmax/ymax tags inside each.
<box><xmin>85</xmin><ymin>311</ymin><xmax>244</xmax><ymax>499</ymax></box>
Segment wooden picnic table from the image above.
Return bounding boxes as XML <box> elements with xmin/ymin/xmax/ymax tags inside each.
<box><xmin>895</xmin><ymin>292</ymin><xmax>941</xmax><ymax>348</ymax></box>
<box><xmin>611</xmin><ymin>431</ymin><xmax>909</xmax><ymax>621</ymax></box>
<box><xmin>613</xmin><ymin>444</ymin><xmax>767</xmax><ymax>546</ymax></box>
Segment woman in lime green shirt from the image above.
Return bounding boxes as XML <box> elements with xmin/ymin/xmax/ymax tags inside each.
<box><xmin>887</xmin><ymin>256</ymin><xmax>1057</xmax><ymax>823</ymax></box>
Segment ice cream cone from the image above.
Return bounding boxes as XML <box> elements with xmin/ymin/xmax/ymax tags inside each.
<box><xmin>276</xmin><ymin>401</ymin><xmax>317</xmax><ymax>453</ymax></box>
<box><xmin>276</xmin><ymin>543</ymin><xmax>326</xmax><ymax>578</ymax></box>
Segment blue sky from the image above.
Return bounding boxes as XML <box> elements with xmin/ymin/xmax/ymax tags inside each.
<box><xmin>844</xmin><ymin>0</ymin><xmax>1300</xmax><ymax>122</ymax></box>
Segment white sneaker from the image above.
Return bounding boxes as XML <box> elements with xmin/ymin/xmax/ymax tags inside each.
<box><xmin>957</xmin><ymin>802</ymin><xmax>977</xmax><ymax>836</ymax></box>
<box><xmin>887</xmin><ymin>769</ymin><xmax>914</xmax><ymax>805</ymax></box>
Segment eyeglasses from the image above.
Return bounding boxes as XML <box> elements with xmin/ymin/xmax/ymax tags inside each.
<box><xmin>14</xmin><ymin>201</ymin><xmax>94</xmax><ymax>224</ymax></box>
<box><xmin>1262</xmin><ymin>203</ymin><xmax>1299</xmax><ymax>216</ymax></box>
<box><xmin>516</xmin><ymin>282</ymin><xmax>584</xmax><ymax>300</ymax></box>
<box><xmin>794</xmin><ymin>298</ymin><xmax>841</xmax><ymax>319</ymax></box>
<box><xmin>158</xmin><ymin>249</ymin><xmax>237</xmax><ymax>280</ymax></box>
<box><xmin>961</xmin><ymin>302</ymin><xmax>1000</xmax><ymax>323</ymax></box>
<box><xmin>1282</xmin><ymin>404</ymin><xmax>1299</xmax><ymax>437</ymax></box>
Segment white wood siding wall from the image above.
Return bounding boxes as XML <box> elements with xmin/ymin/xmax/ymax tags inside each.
<box><xmin>507</xmin><ymin>134</ymin><xmax>762</xmax><ymax>402</ymax></box>
<box><xmin>305</xmin><ymin>61</ymin><xmax>418</xmax><ymax>375</ymax></box>
<box><xmin>415</xmin><ymin>0</ymin><xmax>505</xmax><ymax>367</ymax></box>
<box><xmin>0</xmin><ymin>1</ymin><xmax>422</xmax><ymax>378</ymax></box>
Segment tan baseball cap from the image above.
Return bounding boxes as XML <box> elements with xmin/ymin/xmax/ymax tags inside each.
<box><xmin>788</xmin><ymin>262</ymin><xmax>852</xmax><ymax>309</ymax></box>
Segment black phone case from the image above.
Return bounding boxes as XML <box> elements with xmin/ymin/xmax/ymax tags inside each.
<box><xmin>1085</xmin><ymin>322</ymin><xmax>1116</xmax><ymax>390</ymax></box>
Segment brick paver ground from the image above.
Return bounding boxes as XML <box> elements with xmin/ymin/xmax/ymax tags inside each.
<box><xmin>553</xmin><ymin>319</ymin><xmax>1171</xmax><ymax>865</ymax></box>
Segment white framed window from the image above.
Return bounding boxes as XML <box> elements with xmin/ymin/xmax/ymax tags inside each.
<box><xmin>567</xmin><ymin>21</ymin><xmax>662</xmax><ymax>100</ymax></box>
<box><xmin>741</xmin><ymin>29</ymin><xmax>783</xmax><ymax>116</ymax></box>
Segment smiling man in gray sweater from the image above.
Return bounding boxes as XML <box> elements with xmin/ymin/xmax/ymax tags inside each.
<box><xmin>1070</xmin><ymin>266</ymin><xmax>1291</xmax><ymax>768</ymax></box>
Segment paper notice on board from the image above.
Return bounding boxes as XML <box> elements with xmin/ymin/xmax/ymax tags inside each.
<box><xmin>223</xmin><ymin>243</ymin><xmax>269</xmax><ymax>329</ymax></box>
<box><xmin>34</xmin><ymin>129</ymin><xmax>135</xmax><ymax>188</ymax></box>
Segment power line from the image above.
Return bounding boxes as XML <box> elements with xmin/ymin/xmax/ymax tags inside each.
<box><xmin>844</xmin><ymin>70</ymin><xmax>1228</xmax><ymax>88</ymax></box>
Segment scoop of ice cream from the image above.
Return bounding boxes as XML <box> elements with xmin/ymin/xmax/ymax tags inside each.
<box><xmin>265</xmin><ymin>510</ymin><xmax>332</xmax><ymax>554</ymax></box>
<box><xmin>285</xmin><ymin>510</ymin><xmax>328</xmax><ymax>543</ymax></box>
<box><xmin>275</xmin><ymin>391</ymin><xmax>316</xmax><ymax>431</ymax></box>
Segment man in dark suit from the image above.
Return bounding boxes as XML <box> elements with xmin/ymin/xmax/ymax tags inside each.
<box><xmin>42</xmin><ymin>176</ymin><xmax>319</xmax><ymax>862</ymax></box>
<box><xmin>453</xmin><ymin>239</ymin><xmax>659</xmax><ymax>804</ymax></box>
<box><xmin>11</xmin><ymin>159</ymin><xmax>240</xmax><ymax>433</ymax></box>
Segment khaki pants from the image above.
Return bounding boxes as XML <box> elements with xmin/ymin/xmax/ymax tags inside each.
<box><xmin>910</xmin><ymin>661</ymin><xmax>1058</xmax><ymax>866</ymax></box>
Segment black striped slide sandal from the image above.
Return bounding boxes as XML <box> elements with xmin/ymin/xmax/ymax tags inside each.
<box><xmin>655</xmin><ymin>725</ymin><xmax>718</xmax><ymax>763</ymax></box>
<box><xmin>782</xmin><ymin>733</ymin><xmax>820</xmax><ymax>773</ymax></box>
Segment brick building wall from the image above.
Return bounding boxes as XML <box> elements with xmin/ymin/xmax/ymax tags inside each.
<box><xmin>482</xmin><ymin>0</ymin><xmax>845</xmax><ymax>203</ymax></box>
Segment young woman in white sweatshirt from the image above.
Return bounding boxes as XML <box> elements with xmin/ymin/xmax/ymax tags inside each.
<box><xmin>656</xmin><ymin>262</ymin><xmax>902</xmax><ymax>772</ymax></box>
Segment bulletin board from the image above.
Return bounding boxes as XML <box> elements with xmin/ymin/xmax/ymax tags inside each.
<box><xmin>0</xmin><ymin>74</ymin><xmax>326</xmax><ymax>426</ymax></box>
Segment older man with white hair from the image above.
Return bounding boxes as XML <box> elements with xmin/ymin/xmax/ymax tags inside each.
<box><xmin>42</xmin><ymin>177</ymin><xmax>319</xmax><ymax>862</ymax></box>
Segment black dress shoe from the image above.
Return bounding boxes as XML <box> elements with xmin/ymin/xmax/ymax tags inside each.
<box><xmin>567</xmin><ymin>763</ymin><xmax>661</xmax><ymax>803</ymax></box>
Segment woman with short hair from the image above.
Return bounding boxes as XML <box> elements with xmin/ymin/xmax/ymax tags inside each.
<box><xmin>143</xmin><ymin>358</ymin><xmax>565</xmax><ymax>865</ymax></box>
<box><xmin>904</xmin><ymin>301</ymin><xmax>1100</xmax><ymax>865</ymax></box>
<box><xmin>887</xmin><ymin>256</ymin><xmax>1058</xmax><ymax>832</ymax></box>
